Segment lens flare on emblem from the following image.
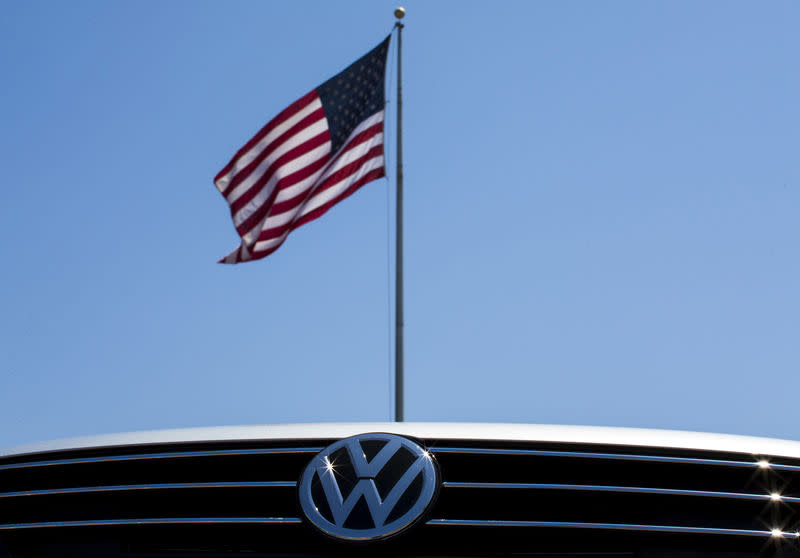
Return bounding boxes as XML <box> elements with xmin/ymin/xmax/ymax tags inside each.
<box><xmin>297</xmin><ymin>433</ymin><xmax>439</xmax><ymax>542</ymax></box>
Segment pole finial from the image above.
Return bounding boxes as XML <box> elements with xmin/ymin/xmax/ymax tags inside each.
<box><xmin>394</xmin><ymin>6</ymin><xmax>406</xmax><ymax>19</ymax></box>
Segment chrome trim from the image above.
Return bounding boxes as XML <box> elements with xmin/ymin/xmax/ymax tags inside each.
<box><xmin>0</xmin><ymin>517</ymin><xmax>303</xmax><ymax>530</ymax></box>
<box><xmin>0</xmin><ymin>446</ymin><xmax>322</xmax><ymax>472</ymax></box>
<box><xmin>0</xmin><ymin>481</ymin><xmax>296</xmax><ymax>499</ymax></box>
<box><xmin>433</xmin><ymin>447</ymin><xmax>800</xmax><ymax>472</ymax></box>
<box><xmin>441</xmin><ymin>482</ymin><xmax>800</xmax><ymax>503</ymax></box>
<box><xmin>426</xmin><ymin>519</ymin><xmax>800</xmax><ymax>538</ymax></box>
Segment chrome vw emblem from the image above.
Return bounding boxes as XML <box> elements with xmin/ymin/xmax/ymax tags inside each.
<box><xmin>297</xmin><ymin>433</ymin><xmax>439</xmax><ymax>541</ymax></box>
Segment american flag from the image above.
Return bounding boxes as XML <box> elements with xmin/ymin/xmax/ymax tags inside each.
<box><xmin>214</xmin><ymin>36</ymin><xmax>391</xmax><ymax>264</ymax></box>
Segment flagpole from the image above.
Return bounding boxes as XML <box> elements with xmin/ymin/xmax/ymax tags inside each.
<box><xmin>394</xmin><ymin>7</ymin><xmax>405</xmax><ymax>422</ymax></box>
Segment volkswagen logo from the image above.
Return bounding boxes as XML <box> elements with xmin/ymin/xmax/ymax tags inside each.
<box><xmin>297</xmin><ymin>433</ymin><xmax>439</xmax><ymax>541</ymax></box>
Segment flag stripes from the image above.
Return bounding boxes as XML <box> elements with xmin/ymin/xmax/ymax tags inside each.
<box><xmin>214</xmin><ymin>91</ymin><xmax>321</xmax><ymax>195</ymax></box>
<box><xmin>214</xmin><ymin>37</ymin><xmax>390</xmax><ymax>264</ymax></box>
<box><xmin>232</xmin><ymin>127</ymin><xmax>331</xmax><ymax>232</ymax></box>
<box><xmin>253</xmin><ymin>114</ymin><xmax>384</xmax><ymax>244</ymax></box>
<box><xmin>224</xmin><ymin>109</ymin><xmax>385</xmax><ymax>263</ymax></box>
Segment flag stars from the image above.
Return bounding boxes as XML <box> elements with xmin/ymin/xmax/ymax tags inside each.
<box><xmin>316</xmin><ymin>36</ymin><xmax>388</xmax><ymax>153</ymax></box>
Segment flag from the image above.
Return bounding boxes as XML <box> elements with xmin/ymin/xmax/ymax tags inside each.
<box><xmin>214</xmin><ymin>36</ymin><xmax>391</xmax><ymax>264</ymax></box>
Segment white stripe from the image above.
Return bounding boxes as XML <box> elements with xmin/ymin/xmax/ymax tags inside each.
<box><xmin>239</xmin><ymin>164</ymin><xmax>327</xmax><ymax>246</ymax></box>
<box><xmin>272</xmin><ymin>176</ymin><xmax>316</xmax><ymax>205</ymax></box>
<box><xmin>236</xmin><ymin>112</ymin><xmax>384</xmax><ymax>238</ymax></box>
<box><xmin>221</xmin><ymin>244</ymin><xmax>244</xmax><ymax>264</ymax></box>
<box><xmin>240</xmin><ymin>109</ymin><xmax>383</xmax><ymax>216</ymax></box>
<box><xmin>273</xmin><ymin>130</ymin><xmax>383</xmax><ymax>205</ymax></box>
<box><xmin>226</xmin><ymin>117</ymin><xmax>329</xmax><ymax>205</ymax></box>
<box><xmin>268</xmin><ymin>110</ymin><xmax>384</xmax><ymax>211</ymax></box>
<box><xmin>215</xmin><ymin>97</ymin><xmax>322</xmax><ymax>193</ymax></box>
<box><xmin>298</xmin><ymin>154</ymin><xmax>384</xmax><ymax>220</ymax></box>
<box><xmin>316</xmin><ymin>132</ymin><xmax>383</xmax><ymax>185</ymax></box>
<box><xmin>250</xmin><ymin>153</ymin><xmax>383</xmax><ymax>254</ymax></box>
<box><xmin>232</xmin><ymin>141</ymin><xmax>331</xmax><ymax>231</ymax></box>
<box><xmin>250</xmin><ymin>227</ymin><xmax>292</xmax><ymax>256</ymax></box>
<box><xmin>250</xmin><ymin>134</ymin><xmax>382</xmax><ymax>236</ymax></box>
<box><xmin>329</xmin><ymin>110</ymin><xmax>384</xmax><ymax>161</ymax></box>
<box><xmin>233</xmin><ymin>109</ymin><xmax>386</xmax><ymax>258</ymax></box>
<box><xmin>252</xmin><ymin>200</ymin><xmax>304</xmax><ymax>232</ymax></box>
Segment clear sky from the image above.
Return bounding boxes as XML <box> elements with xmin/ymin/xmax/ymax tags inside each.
<box><xmin>1</xmin><ymin>1</ymin><xmax>798</xmax><ymax>450</ymax></box>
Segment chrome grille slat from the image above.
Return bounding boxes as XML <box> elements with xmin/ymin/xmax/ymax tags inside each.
<box><xmin>441</xmin><ymin>482</ymin><xmax>798</xmax><ymax>503</ymax></box>
<box><xmin>426</xmin><ymin>519</ymin><xmax>800</xmax><ymax>539</ymax></box>
<box><xmin>0</xmin><ymin>446</ymin><xmax>323</xmax><ymax>471</ymax></box>
<box><xmin>0</xmin><ymin>480</ymin><xmax>296</xmax><ymax>499</ymax></box>
<box><xmin>432</xmin><ymin>446</ymin><xmax>799</xmax><ymax>471</ymax></box>
<box><xmin>0</xmin><ymin>517</ymin><xmax>303</xmax><ymax>530</ymax></box>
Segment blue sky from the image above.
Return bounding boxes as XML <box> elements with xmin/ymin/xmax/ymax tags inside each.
<box><xmin>1</xmin><ymin>1</ymin><xmax>798</xmax><ymax>450</ymax></box>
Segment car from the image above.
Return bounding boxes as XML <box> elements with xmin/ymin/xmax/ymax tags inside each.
<box><xmin>2</xmin><ymin>423</ymin><xmax>800</xmax><ymax>557</ymax></box>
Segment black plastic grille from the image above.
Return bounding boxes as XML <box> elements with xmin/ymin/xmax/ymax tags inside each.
<box><xmin>425</xmin><ymin>442</ymin><xmax>800</xmax><ymax>540</ymax></box>
<box><xmin>2</xmin><ymin>436</ymin><xmax>800</xmax><ymax>556</ymax></box>
<box><xmin>0</xmin><ymin>443</ymin><xmax>321</xmax><ymax>528</ymax></box>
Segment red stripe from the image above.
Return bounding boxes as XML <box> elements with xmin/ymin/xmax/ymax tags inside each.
<box><xmin>329</xmin><ymin>120</ymin><xmax>383</xmax><ymax>160</ymax></box>
<box><xmin>227</xmin><ymin>228</ymin><xmax>290</xmax><ymax>263</ymax></box>
<box><xmin>305</xmin><ymin>144</ymin><xmax>383</xmax><ymax>200</ymax></box>
<box><xmin>217</xmin><ymin>108</ymin><xmax>385</xmax><ymax>264</ymax></box>
<box><xmin>234</xmin><ymin>149</ymin><xmax>330</xmax><ymax>238</ymax></box>
<box><xmin>252</xmin><ymin>155</ymin><xmax>331</xmax><ymax>217</ymax></box>
<box><xmin>251</xmin><ymin>167</ymin><xmax>385</xmax><ymax>257</ymax></box>
<box><xmin>232</xmin><ymin>119</ymin><xmax>382</xmax><ymax>243</ymax></box>
<box><xmin>254</xmin><ymin>143</ymin><xmax>383</xmax><ymax>244</ymax></box>
<box><xmin>246</xmin><ymin>241</ymin><xmax>283</xmax><ymax>262</ymax></box>
<box><xmin>221</xmin><ymin>106</ymin><xmax>327</xmax><ymax>198</ymax></box>
<box><xmin>255</xmin><ymin>152</ymin><xmax>384</xmax><ymax>244</ymax></box>
<box><xmin>252</xmin><ymin>129</ymin><xmax>383</xmax><ymax>244</ymax></box>
<box><xmin>223</xmin><ymin>165</ymin><xmax>384</xmax><ymax>264</ymax></box>
<box><xmin>229</xmin><ymin>127</ymin><xmax>331</xmax><ymax>218</ymax></box>
<box><xmin>293</xmin><ymin>167</ymin><xmax>385</xmax><ymax>231</ymax></box>
<box><xmin>261</xmin><ymin>122</ymin><xmax>383</xmax><ymax>218</ymax></box>
<box><xmin>214</xmin><ymin>90</ymin><xmax>318</xmax><ymax>184</ymax></box>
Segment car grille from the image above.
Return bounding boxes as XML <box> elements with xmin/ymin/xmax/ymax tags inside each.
<box><xmin>0</xmin><ymin>441</ymin><xmax>321</xmax><ymax>528</ymax></box>
<box><xmin>428</xmin><ymin>441</ymin><xmax>800</xmax><ymax>538</ymax></box>
<box><xmin>1</xmin><ymin>436</ymin><xmax>800</xmax><ymax>554</ymax></box>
